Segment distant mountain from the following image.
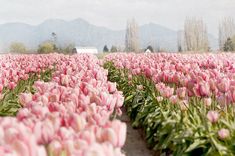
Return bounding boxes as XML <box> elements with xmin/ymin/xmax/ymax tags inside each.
<box><xmin>0</xmin><ymin>18</ymin><xmax>218</xmax><ymax>52</ymax></box>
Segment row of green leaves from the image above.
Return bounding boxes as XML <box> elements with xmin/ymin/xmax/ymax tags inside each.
<box><xmin>0</xmin><ymin>68</ymin><xmax>54</xmax><ymax>116</ymax></box>
<box><xmin>104</xmin><ymin>62</ymin><xmax>235</xmax><ymax>156</ymax></box>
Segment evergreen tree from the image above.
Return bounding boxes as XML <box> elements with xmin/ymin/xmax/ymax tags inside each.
<box><xmin>103</xmin><ymin>45</ymin><xmax>109</xmax><ymax>52</ymax></box>
<box><xmin>110</xmin><ymin>45</ymin><xmax>118</xmax><ymax>52</ymax></box>
<box><xmin>223</xmin><ymin>37</ymin><xmax>234</xmax><ymax>51</ymax></box>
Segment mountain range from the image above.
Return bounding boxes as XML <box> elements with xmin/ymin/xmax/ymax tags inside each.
<box><xmin>0</xmin><ymin>18</ymin><xmax>219</xmax><ymax>52</ymax></box>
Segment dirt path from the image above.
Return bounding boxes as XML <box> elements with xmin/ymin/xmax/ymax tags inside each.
<box><xmin>118</xmin><ymin>108</ymin><xmax>154</xmax><ymax>156</ymax></box>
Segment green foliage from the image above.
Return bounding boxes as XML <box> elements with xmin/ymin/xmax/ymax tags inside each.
<box><xmin>63</xmin><ymin>43</ymin><xmax>75</xmax><ymax>54</ymax></box>
<box><xmin>103</xmin><ymin>45</ymin><xmax>109</xmax><ymax>52</ymax></box>
<box><xmin>104</xmin><ymin>61</ymin><xmax>235</xmax><ymax>156</ymax></box>
<box><xmin>38</xmin><ymin>42</ymin><xmax>55</xmax><ymax>54</ymax></box>
<box><xmin>0</xmin><ymin>68</ymin><xmax>54</xmax><ymax>116</ymax></box>
<box><xmin>9</xmin><ymin>42</ymin><xmax>27</xmax><ymax>53</ymax></box>
<box><xmin>223</xmin><ymin>38</ymin><xmax>234</xmax><ymax>52</ymax></box>
<box><xmin>110</xmin><ymin>45</ymin><xmax>118</xmax><ymax>52</ymax></box>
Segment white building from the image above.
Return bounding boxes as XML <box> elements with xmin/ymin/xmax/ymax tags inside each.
<box><xmin>145</xmin><ymin>49</ymin><xmax>152</xmax><ymax>53</ymax></box>
<box><xmin>73</xmin><ymin>47</ymin><xmax>99</xmax><ymax>54</ymax></box>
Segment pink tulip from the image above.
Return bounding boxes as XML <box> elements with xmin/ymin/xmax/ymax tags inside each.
<box><xmin>198</xmin><ymin>82</ymin><xmax>211</xmax><ymax>97</ymax></box>
<box><xmin>8</xmin><ymin>82</ymin><xmax>16</xmax><ymax>90</ymax></box>
<box><xmin>47</xmin><ymin>140</ymin><xmax>63</xmax><ymax>156</ymax></box>
<box><xmin>103</xmin><ymin>120</ymin><xmax>126</xmax><ymax>147</ymax></box>
<box><xmin>218</xmin><ymin>128</ymin><xmax>230</xmax><ymax>140</ymax></box>
<box><xmin>207</xmin><ymin>111</ymin><xmax>219</xmax><ymax>123</ymax></box>
<box><xmin>107</xmin><ymin>82</ymin><xmax>117</xmax><ymax>93</ymax></box>
<box><xmin>68</xmin><ymin>113</ymin><xmax>87</xmax><ymax>132</ymax></box>
<box><xmin>203</xmin><ymin>98</ymin><xmax>212</xmax><ymax>107</ymax></box>
<box><xmin>160</xmin><ymin>87</ymin><xmax>174</xmax><ymax>98</ymax></box>
<box><xmin>156</xmin><ymin>96</ymin><xmax>164</xmax><ymax>102</ymax></box>
<box><xmin>217</xmin><ymin>95</ymin><xmax>228</xmax><ymax>107</ymax></box>
<box><xmin>176</xmin><ymin>87</ymin><xmax>187</xmax><ymax>99</ymax></box>
<box><xmin>217</xmin><ymin>78</ymin><xmax>230</xmax><ymax>93</ymax></box>
<box><xmin>19</xmin><ymin>93</ymin><xmax>32</xmax><ymax>106</ymax></box>
<box><xmin>169</xmin><ymin>95</ymin><xmax>178</xmax><ymax>104</ymax></box>
<box><xmin>0</xmin><ymin>84</ymin><xmax>3</xmax><ymax>93</ymax></box>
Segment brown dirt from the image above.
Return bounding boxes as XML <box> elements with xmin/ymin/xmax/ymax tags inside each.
<box><xmin>118</xmin><ymin>108</ymin><xmax>154</xmax><ymax>156</ymax></box>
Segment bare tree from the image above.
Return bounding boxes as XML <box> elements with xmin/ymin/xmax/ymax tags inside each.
<box><xmin>125</xmin><ymin>18</ymin><xmax>140</xmax><ymax>52</ymax></box>
<box><xmin>219</xmin><ymin>17</ymin><xmax>235</xmax><ymax>50</ymax></box>
<box><xmin>184</xmin><ymin>17</ymin><xmax>209</xmax><ymax>52</ymax></box>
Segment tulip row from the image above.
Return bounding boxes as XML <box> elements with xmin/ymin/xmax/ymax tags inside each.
<box><xmin>0</xmin><ymin>68</ymin><xmax>53</xmax><ymax>116</ymax></box>
<box><xmin>0</xmin><ymin>54</ymin><xmax>126</xmax><ymax>156</ymax></box>
<box><xmin>104</xmin><ymin>53</ymin><xmax>235</xmax><ymax>156</ymax></box>
<box><xmin>0</xmin><ymin>54</ymin><xmax>56</xmax><ymax>116</ymax></box>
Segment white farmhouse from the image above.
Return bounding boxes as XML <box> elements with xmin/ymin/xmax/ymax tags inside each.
<box><xmin>145</xmin><ymin>49</ymin><xmax>152</xmax><ymax>53</ymax></box>
<box><xmin>72</xmin><ymin>47</ymin><xmax>99</xmax><ymax>54</ymax></box>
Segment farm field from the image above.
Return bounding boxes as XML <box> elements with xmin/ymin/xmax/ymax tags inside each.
<box><xmin>0</xmin><ymin>54</ymin><xmax>126</xmax><ymax>156</ymax></box>
<box><xmin>104</xmin><ymin>52</ymin><xmax>235</xmax><ymax>156</ymax></box>
<box><xmin>1</xmin><ymin>52</ymin><xmax>235</xmax><ymax>156</ymax></box>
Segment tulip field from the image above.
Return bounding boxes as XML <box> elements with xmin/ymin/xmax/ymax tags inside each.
<box><xmin>0</xmin><ymin>54</ymin><xmax>126</xmax><ymax>156</ymax></box>
<box><xmin>104</xmin><ymin>53</ymin><xmax>235</xmax><ymax>156</ymax></box>
<box><xmin>1</xmin><ymin>52</ymin><xmax>235</xmax><ymax>156</ymax></box>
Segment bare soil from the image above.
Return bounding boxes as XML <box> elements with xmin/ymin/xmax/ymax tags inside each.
<box><xmin>118</xmin><ymin>108</ymin><xmax>154</xmax><ymax>156</ymax></box>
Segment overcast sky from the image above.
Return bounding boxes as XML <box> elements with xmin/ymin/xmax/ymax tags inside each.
<box><xmin>0</xmin><ymin>0</ymin><xmax>235</xmax><ymax>36</ymax></box>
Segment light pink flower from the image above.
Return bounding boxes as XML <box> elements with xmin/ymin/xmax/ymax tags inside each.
<box><xmin>108</xmin><ymin>82</ymin><xmax>117</xmax><ymax>93</ymax></box>
<box><xmin>176</xmin><ymin>87</ymin><xmax>187</xmax><ymax>99</ymax></box>
<box><xmin>203</xmin><ymin>98</ymin><xmax>212</xmax><ymax>107</ymax></box>
<box><xmin>19</xmin><ymin>93</ymin><xmax>32</xmax><ymax>106</ymax></box>
<box><xmin>218</xmin><ymin>128</ymin><xmax>230</xmax><ymax>140</ymax></box>
<box><xmin>207</xmin><ymin>111</ymin><xmax>219</xmax><ymax>123</ymax></box>
<box><xmin>156</xmin><ymin>96</ymin><xmax>164</xmax><ymax>102</ymax></box>
<box><xmin>169</xmin><ymin>95</ymin><xmax>178</xmax><ymax>104</ymax></box>
<box><xmin>198</xmin><ymin>82</ymin><xmax>211</xmax><ymax>97</ymax></box>
<box><xmin>217</xmin><ymin>78</ymin><xmax>230</xmax><ymax>93</ymax></box>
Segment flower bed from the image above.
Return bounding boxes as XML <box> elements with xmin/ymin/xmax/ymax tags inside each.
<box><xmin>104</xmin><ymin>53</ymin><xmax>235</xmax><ymax>156</ymax></box>
<box><xmin>0</xmin><ymin>54</ymin><xmax>126</xmax><ymax>156</ymax></box>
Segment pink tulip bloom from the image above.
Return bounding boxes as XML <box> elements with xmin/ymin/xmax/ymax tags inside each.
<box><xmin>193</xmin><ymin>82</ymin><xmax>210</xmax><ymax>97</ymax></box>
<box><xmin>114</xmin><ymin>93</ymin><xmax>124</xmax><ymax>108</ymax></box>
<box><xmin>47</xmin><ymin>140</ymin><xmax>63</xmax><ymax>156</ymax></box>
<box><xmin>156</xmin><ymin>96</ymin><xmax>164</xmax><ymax>102</ymax></box>
<box><xmin>176</xmin><ymin>87</ymin><xmax>187</xmax><ymax>99</ymax></box>
<box><xmin>218</xmin><ymin>128</ymin><xmax>230</xmax><ymax>140</ymax></box>
<box><xmin>217</xmin><ymin>95</ymin><xmax>228</xmax><ymax>107</ymax></box>
<box><xmin>203</xmin><ymin>98</ymin><xmax>212</xmax><ymax>107</ymax></box>
<box><xmin>103</xmin><ymin>120</ymin><xmax>127</xmax><ymax>147</ymax></box>
<box><xmin>8</xmin><ymin>82</ymin><xmax>16</xmax><ymax>90</ymax></box>
<box><xmin>68</xmin><ymin>113</ymin><xmax>87</xmax><ymax>132</ymax></box>
<box><xmin>217</xmin><ymin>78</ymin><xmax>230</xmax><ymax>93</ymax></box>
<box><xmin>207</xmin><ymin>111</ymin><xmax>219</xmax><ymax>123</ymax></box>
<box><xmin>61</xmin><ymin>74</ymin><xmax>70</xmax><ymax>86</ymax></box>
<box><xmin>19</xmin><ymin>93</ymin><xmax>32</xmax><ymax>106</ymax></box>
<box><xmin>169</xmin><ymin>95</ymin><xmax>178</xmax><ymax>104</ymax></box>
<box><xmin>0</xmin><ymin>84</ymin><xmax>3</xmax><ymax>93</ymax></box>
<box><xmin>160</xmin><ymin>87</ymin><xmax>174</xmax><ymax>98</ymax></box>
<box><xmin>107</xmin><ymin>82</ymin><xmax>117</xmax><ymax>93</ymax></box>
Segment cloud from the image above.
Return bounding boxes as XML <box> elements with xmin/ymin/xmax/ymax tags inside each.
<box><xmin>0</xmin><ymin>0</ymin><xmax>234</xmax><ymax>36</ymax></box>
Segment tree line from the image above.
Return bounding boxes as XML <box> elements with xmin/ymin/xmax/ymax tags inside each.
<box><xmin>110</xmin><ymin>17</ymin><xmax>235</xmax><ymax>53</ymax></box>
<box><xmin>8</xmin><ymin>17</ymin><xmax>235</xmax><ymax>53</ymax></box>
<box><xmin>8</xmin><ymin>32</ymin><xmax>75</xmax><ymax>54</ymax></box>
